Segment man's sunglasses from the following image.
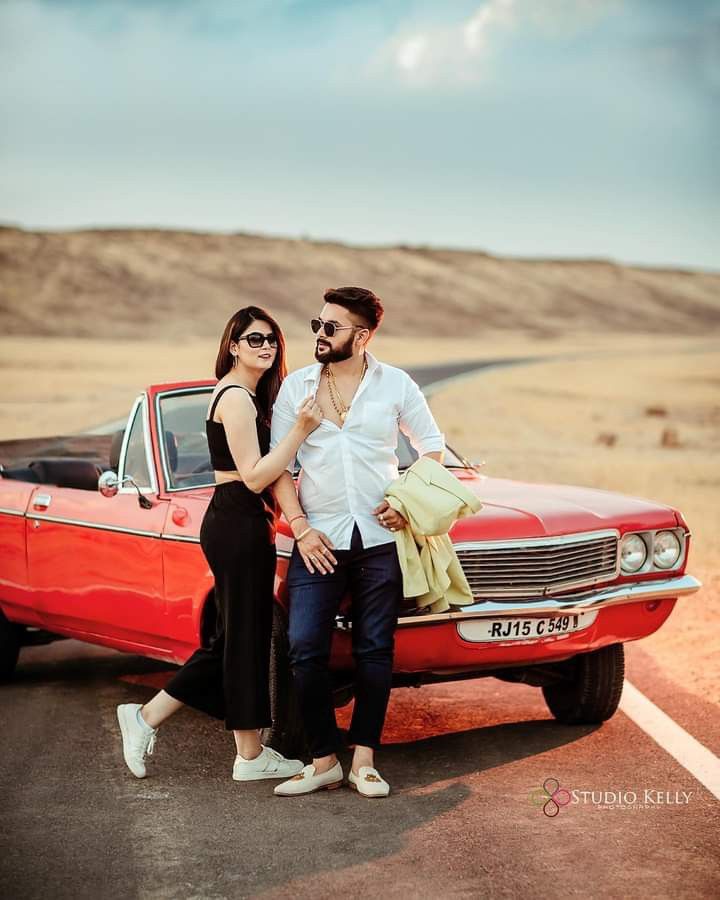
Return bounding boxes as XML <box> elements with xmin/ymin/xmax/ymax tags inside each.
<box><xmin>237</xmin><ymin>331</ymin><xmax>278</xmax><ymax>349</ymax></box>
<box><xmin>311</xmin><ymin>317</ymin><xmax>367</xmax><ymax>338</ymax></box>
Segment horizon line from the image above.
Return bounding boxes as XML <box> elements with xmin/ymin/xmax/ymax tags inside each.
<box><xmin>1</xmin><ymin>220</ymin><xmax>718</xmax><ymax>276</ymax></box>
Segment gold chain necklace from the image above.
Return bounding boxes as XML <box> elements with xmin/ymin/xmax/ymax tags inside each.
<box><xmin>325</xmin><ymin>357</ymin><xmax>368</xmax><ymax>423</ymax></box>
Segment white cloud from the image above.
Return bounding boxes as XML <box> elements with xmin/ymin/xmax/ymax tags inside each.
<box><xmin>464</xmin><ymin>0</ymin><xmax>517</xmax><ymax>52</ymax></box>
<box><xmin>396</xmin><ymin>34</ymin><xmax>429</xmax><ymax>72</ymax></box>
<box><xmin>375</xmin><ymin>0</ymin><xmax>622</xmax><ymax>86</ymax></box>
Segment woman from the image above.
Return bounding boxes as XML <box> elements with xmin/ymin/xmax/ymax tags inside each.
<box><xmin>117</xmin><ymin>306</ymin><xmax>324</xmax><ymax>782</ymax></box>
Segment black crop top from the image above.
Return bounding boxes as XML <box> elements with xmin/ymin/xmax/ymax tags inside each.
<box><xmin>206</xmin><ymin>384</ymin><xmax>271</xmax><ymax>471</ymax></box>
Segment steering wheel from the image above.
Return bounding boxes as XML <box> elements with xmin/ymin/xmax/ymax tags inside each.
<box><xmin>190</xmin><ymin>460</ymin><xmax>214</xmax><ymax>474</ymax></box>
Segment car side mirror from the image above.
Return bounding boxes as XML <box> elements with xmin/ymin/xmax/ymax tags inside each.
<box><xmin>98</xmin><ymin>470</ymin><xmax>120</xmax><ymax>498</ymax></box>
<box><xmin>98</xmin><ymin>470</ymin><xmax>153</xmax><ymax>509</ymax></box>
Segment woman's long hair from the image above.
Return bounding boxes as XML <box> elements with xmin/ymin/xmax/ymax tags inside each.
<box><xmin>215</xmin><ymin>306</ymin><xmax>287</xmax><ymax>423</ymax></box>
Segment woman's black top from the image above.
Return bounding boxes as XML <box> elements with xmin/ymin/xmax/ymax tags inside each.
<box><xmin>206</xmin><ymin>384</ymin><xmax>277</xmax><ymax>522</ymax></box>
<box><xmin>206</xmin><ymin>384</ymin><xmax>271</xmax><ymax>470</ymax></box>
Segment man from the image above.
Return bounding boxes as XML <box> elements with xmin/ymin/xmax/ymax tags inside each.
<box><xmin>270</xmin><ymin>286</ymin><xmax>444</xmax><ymax>798</ymax></box>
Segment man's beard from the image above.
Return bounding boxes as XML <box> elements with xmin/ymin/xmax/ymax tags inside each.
<box><xmin>314</xmin><ymin>334</ymin><xmax>354</xmax><ymax>363</ymax></box>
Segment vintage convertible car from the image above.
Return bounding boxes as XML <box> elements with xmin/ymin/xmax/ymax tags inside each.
<box><xmin>0</xmin><ymin>379</ymin><xmax>701</xmax><ymax>752</ymax></box>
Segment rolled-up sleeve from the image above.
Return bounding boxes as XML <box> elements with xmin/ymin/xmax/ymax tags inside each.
<box><xmin>270</xmin><ymin>380</ymin><xmax>298</xmax><ymax>473</ymax></box>
<box><xmin>399</xmin><ymin>375</ymin><xmax>445</xmax><ymax>456</ymax></box>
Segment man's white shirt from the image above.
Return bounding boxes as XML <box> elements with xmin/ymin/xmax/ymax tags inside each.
<box><xmin>270</xmin><ymin>351</ymin><xmax>445</xmax><ymax>550</ymax></box>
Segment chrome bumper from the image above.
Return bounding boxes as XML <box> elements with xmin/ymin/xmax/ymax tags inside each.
<box><xmin>335</xmin><ymin>574</ymin><xmax>702</xmax><ymax>630</ymax></box>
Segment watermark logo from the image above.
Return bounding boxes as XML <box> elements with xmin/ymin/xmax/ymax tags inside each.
<box><xmin>528</xmin><ymin>778</ymin><xmax>695</xmax><ymax>816</ymax></box>
<box><xmin>528</xmin><ymin>777</ymin><xmax>572</xmax><ymax>817</ymax></box>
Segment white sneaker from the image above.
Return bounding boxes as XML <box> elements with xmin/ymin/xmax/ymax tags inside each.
<box><xmin>117</xmin><ymin>703</ymin><xmax>157</xmax><ymax>779</ymax></box>
<box><xmin>273</xmin><ymin>761</ymin><xmax>344</xmax><ymax>796</ymax></box>
<box><xmin>348</xmin><ymin>766</ymin><xmax>390</xmax><ymax>798</ymax></box>
<box><xmin>232</xmin><ymin>745</ymin><xmax>304</xmax><ymax>781</ymax></box>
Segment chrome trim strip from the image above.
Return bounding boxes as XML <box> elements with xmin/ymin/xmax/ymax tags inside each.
<box><xmin>25</xmin><ymin>513</ymin><xmax>161</xmax><ymax>539</ymax></box>
<box><xmin>24</xmin><ymin>510</ymin><xmax>205</xmax><ymax>544</ymax></box>
<box><xmin>117</xmin><ymin>396</ymin><xmax>140</xmax><ymax>486</ymax></box>
<box><xmin>154</xmin><ymin>386</ymin><xmax>215</xmax><ymax>494</ymax></box>
<box><xmin>141</xmin><ymin>391</ymin><xmax>159</xmax><ymax>494</ymax></box>
<box><xmin>117</xmin><ymin>394</ymin><xmax>158</xmax><ymax>495</ymax></box>
<box><xmin>335</xmin><ymin>574</ymin><xmax>702</xmax><ymax>629</ymax></box>
<box><xmin>161</xmin><ymin>533</ymin><xmax>201</xmax><ymax>544</ymax></box>
<box><xmin>277</xmin><ymin>549</ymin><xmax>292</xmax><ymax>559</ymax></box>
<box><xmin>0</xmin><ymin>506</ymin><xmax>25</xmax><ymax>517</ymax></box>
<box><xmin>454</xmin><ymin>528</ymin><xmax>620</xmax><ymax>550</ymax></box>
<box><xmin>17</xmin><ymin>508</ymin><xmax>288</xmax><ymax>547</ymax></box>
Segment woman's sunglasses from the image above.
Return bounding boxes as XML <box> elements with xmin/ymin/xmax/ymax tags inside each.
<box><xmin>237</xmin><ymin>331</ymin><xmax>278</xmax><ymax>349</ymax></box>
<box><xmin>310</xmin><ymin>317</ymin><xmax>366</xmax><ymax>338</ymax></box>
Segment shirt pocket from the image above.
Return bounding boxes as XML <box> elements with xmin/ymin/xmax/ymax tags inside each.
<box><xmin>360</xmin><ymin>400</ymin><xmax>398</xmax><ymax>442</ymax></box>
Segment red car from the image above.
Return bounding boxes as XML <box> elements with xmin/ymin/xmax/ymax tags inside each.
<box><xmin>0</xmin><ymin>379</ymin><xmax>701</xmax><ymax>751</ymax></box>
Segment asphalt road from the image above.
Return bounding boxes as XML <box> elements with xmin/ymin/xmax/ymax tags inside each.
<box><xmin>1</xmin><ymin>358</ymin><xmax>718</xmax><ymax>900</ymax></box>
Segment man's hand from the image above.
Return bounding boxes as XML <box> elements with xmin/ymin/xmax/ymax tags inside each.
<box><xmin>297</xmin><ymin>528</ymin><xmax>338</xmax><ymax>575</ymax></box>
<box><xmin>372</xmin><ymin>500</ymin><xmax>407</xmax><ymax>533</ymax></box>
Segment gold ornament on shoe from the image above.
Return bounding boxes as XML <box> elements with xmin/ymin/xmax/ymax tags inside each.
<box><xmin>365</xmin><ymin>773</ymin><xmax>381</xmax><ymax>783</ymax></box>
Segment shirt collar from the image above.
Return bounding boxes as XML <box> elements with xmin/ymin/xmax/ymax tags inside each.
<box><xmin>302</xmin><ymin>350</ymin><xmax>381</xmax><ymax>387</ymax></box>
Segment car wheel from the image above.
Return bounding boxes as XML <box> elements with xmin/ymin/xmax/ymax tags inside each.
<box><xmin>0</xmin><ymin>609</ymin><xmax>24</xmax><ymax>682</ymax></box>
<box><xmin>261</xmin><ymin>603</ymin><xmax>308</xmax><ymax>757</ymax></box>
<box><xmin>542</xmin><ymin>643</ymin><xmax>625</xmax><ymax>725</ymax></box>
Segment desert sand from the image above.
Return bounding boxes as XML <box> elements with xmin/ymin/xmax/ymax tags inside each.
<box><xmin>0</xmin><ymin>331</ymin><xmax>713</xmax><ymax>440</ymax></box>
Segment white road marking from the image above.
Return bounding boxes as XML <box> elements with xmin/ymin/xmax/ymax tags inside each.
<box><xmin>620</xmin><ymin>680</ymin><xmax>720</xmax><ymax>801</ymax></box>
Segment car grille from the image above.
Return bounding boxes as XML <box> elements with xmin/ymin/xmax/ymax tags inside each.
<box><xmin>455</xmin><ymin>530</ymin><xmax>619</xmax><ymax>599</ymax></box>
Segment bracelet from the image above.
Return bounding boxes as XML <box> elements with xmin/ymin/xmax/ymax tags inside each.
<box><xmin>295</xmin><ymin>526</ymin><xmax>313</xmax><ymax>541</ymax></box>
<box><xmin>288</xmin><ymin>513</ymin><xmax>307</xmax><ymax>525</ymax></box>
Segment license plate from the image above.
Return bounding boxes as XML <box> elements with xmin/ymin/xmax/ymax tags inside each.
<box><xmin>457</xmin><ymin>610</ymin><xmax>598</xmax><ymax>643</ymax></box>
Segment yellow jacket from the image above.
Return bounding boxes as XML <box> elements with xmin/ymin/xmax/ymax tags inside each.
<box><xmin>385</xmin><ymin>457</ymin><xmax>482</xmax><ymax>614</ymax></box>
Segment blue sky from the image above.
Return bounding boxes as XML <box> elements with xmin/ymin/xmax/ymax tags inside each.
<box><xmin>1</xmin><ymin>0</ymin><xmax>718</xmax><ymax>268</ymax></box>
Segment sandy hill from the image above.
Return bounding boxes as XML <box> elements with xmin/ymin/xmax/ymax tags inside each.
<box><xmin>1</xmin><ymin>226</ymin><xmax>718</xmax><ymax>340</ymax></box>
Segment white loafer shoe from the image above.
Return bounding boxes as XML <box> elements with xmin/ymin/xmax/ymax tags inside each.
<box><xmin>273</xmin><ymin>762</ymin><xmax>344</xmax><ymax>796</ymax></box>
<box><xmin>348</xmin><ymin>766</ymin><xmax>390</xmax><ymax>798</ymax></box>
<box><xmin>232</xmin><ymin>745</ymin><xmax>304</xmax><ymax>781</ymax></box>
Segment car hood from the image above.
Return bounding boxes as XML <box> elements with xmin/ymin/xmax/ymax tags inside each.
<box><xmin>449</xmin><ymin>471</ymin><xmax>679</xmax><ymax>541</ymax></box>
<box><xmin>174</xmin><ymin>471</ymin><xmax>680</xmax><ymax>540</ymax></box>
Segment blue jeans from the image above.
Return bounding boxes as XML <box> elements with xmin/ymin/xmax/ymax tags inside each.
<box><xmin>287</xmin><ymin>523</ymin><xmax>403</xmax><ymax>757</ymax></box>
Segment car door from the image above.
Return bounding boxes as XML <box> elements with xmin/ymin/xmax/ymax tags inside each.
<box><xmin>26</xmin><ymin>396</ymin><xmax>171</xmax><ymax>653</ymax></box>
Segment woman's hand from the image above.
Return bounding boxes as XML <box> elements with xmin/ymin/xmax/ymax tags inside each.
<box><xmin>296</xmin><ymin>527</ymin><xmax>337</xmax><ymax>574</ymax></box>
<box><xmin>295</xmin><ymin>395</ymin><xmax>323</xmax><ymax>436</ymax></box>
<box><xmin>372</xmin><ymin>500</ymin><xmax>407</xmax><ymax>533</ymax></box>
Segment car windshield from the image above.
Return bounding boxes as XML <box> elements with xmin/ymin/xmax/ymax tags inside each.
<box><xmin>156</xmin><ymin>388</ymin><xmax>470</xmax><ymax>490</ymax></box>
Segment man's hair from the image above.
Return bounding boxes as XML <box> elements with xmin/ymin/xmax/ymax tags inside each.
<box><xmin>323</xmin><ymin>286</ymin><xmax>384</xmax><ymax>331</ymax></box>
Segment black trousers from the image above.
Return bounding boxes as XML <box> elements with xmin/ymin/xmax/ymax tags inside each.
<box><xmin>164</xmin><ymin>481</ymin><xmax>277</xmax><ymax>731</ymax></box>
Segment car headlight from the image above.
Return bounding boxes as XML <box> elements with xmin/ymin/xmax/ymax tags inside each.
<box><xmin>621</xmin><ymin>533</ymin><xmax>647</xmax><ymax>572</ymax></box>
<box><xmin>653</xmin><ymin>530</ymin><xmax>681</xmax><ymax>569</ymax></box>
